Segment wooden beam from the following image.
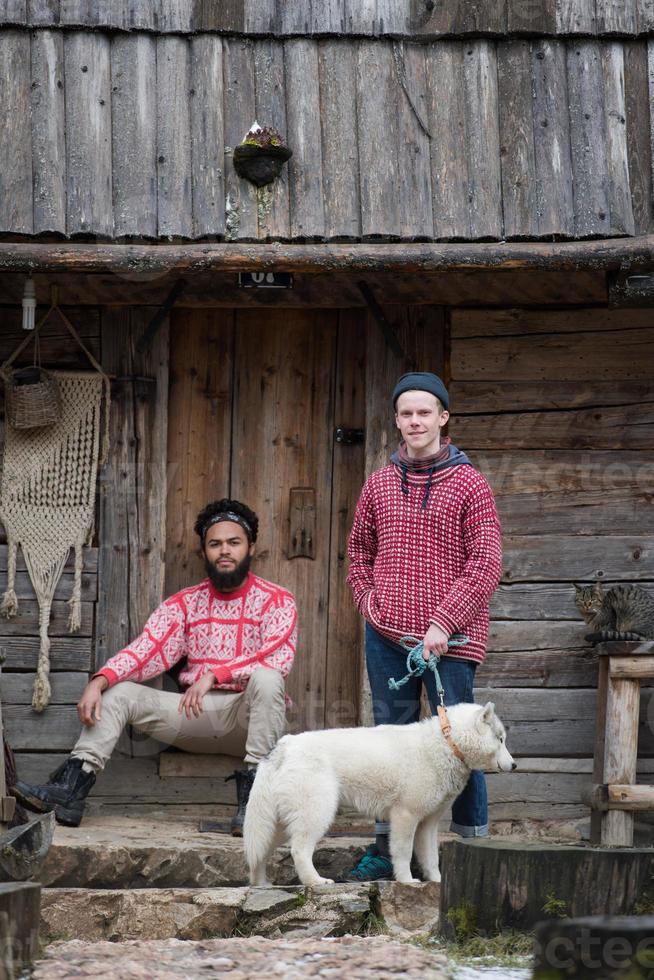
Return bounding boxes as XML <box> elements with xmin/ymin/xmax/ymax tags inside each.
<box><xmin>588</xmin><ymin>783</ymin><xmax>654</xmax><ymax>811</ymax></box>
<box><xmin>609</xmin><ymin>656</ymin><xmax>654</xmax><ymax>679</ymax></box>
<box><xmin>1</xmin><ymin>238</ymin><xmax>654</xmax><ymax>275</ymax></box>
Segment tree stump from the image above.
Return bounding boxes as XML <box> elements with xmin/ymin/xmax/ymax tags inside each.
<box><xmin>533</xmin><ymin>915</ymin><xmax>654</xmax><ymax>978</ymax></box>
<box><xmin>0</xmin><ymin>882</ymin><xmax>41</xmax><ymax>978</ymax></box>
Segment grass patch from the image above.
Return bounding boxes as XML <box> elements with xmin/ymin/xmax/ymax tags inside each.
<box><xmin>408</xmin><ymin>929</ymin><xmax>534</xmax><ymax>969</ymax></box>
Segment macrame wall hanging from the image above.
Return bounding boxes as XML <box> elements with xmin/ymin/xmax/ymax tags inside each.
<box><xmin>0</xmin><ymin>298</ymin><xmax>110</xmax><ymax>712</ymax></box>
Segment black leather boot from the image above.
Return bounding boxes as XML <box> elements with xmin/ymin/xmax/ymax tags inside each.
<box><xmin>226</xmin><ymin>768</ymin><xmax>256</xmax><ymax>837</ymax></box>
<box><xmin>13</xmin><ymin>757</ymin><xmax>96</xmax><ymax>828</ymax></box>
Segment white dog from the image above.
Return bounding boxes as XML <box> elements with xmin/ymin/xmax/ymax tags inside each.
<box><xmin>244</xmin><ymin>701</ymin><xmax>515</xmax><ymax>887</ymax></box>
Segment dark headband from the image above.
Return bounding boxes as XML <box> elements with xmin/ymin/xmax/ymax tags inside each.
<box><xmin>202</xmin><ymin>512</ymin><xmax>253</xmax><ymax>542</ymax></box>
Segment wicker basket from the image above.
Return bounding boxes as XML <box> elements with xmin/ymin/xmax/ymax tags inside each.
<box><xmin>3</xmin><ymin>366</ymin><xmax>62</xmax><ymax>429</ymax></box>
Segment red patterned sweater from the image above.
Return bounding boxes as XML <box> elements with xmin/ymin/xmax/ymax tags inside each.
<box><xmin>347</xmin><ymin>461</ymin><xmax>502</xmax><ymax>664</ymax></box>
<box><xmin>97</xmin><ymin>574</ymin><xmax>298</xmax><ymax>690</ymax></box>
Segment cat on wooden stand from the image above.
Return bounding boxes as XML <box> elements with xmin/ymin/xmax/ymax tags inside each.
<box><xmin>574</xmin><ymin>582</ymin><xmax>654</xmax><ymax>644</ymax></box>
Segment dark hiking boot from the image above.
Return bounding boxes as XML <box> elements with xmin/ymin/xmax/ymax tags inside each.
<box><xmin>225</xmin><ymin>768</ymin><xmax>256</xmax><ymax>837</ymax></box>
<box><xmin>13</xmin><ymin>757</ymin><xmax>96</xmax><ymax>828</ymax></box>
<box><xmin>344</xmin><ymin>843</ymin><xmax>394</xmax><ymax>882</ymax></box>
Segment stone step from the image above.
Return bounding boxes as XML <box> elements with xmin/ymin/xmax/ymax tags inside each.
<box><xmin>40</xmin><ymin>815</ymin><xmax>368</xmax><ymax>888</ymax></box>
<box><xmin>40</xmin><ymin>881</ymin><xmax>441</xmax><ymax>943</ymax></box>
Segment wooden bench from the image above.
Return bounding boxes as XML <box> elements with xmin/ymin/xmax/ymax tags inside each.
<box><xmin>589</xmin><ymin>641</ymin><xmax>654</xmax><ymax>846</ymax></box>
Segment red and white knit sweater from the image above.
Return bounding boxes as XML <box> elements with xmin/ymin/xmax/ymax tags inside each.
<box><xmin>347</xmin><ymin>462</ymin><xmax>502</xmax><ymax>664</ymax></box>
<box><xmin>96</xmin><ymin>573</ymin><xmax>298</xmax><ymax>691</ymax></box>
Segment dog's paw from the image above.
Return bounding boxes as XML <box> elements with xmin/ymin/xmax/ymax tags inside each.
<box><xmin>395</xmin><ymin>877</ymin><xmax>421</xmax><ymax>885</ymax></box>
<box><xmin>304</xmin><ymin>876</ymin><xmax>334</xmax><ymax>887</ymax></box>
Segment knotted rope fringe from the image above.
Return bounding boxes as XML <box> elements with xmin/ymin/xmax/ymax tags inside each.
<box><xmin>0</xmin><ymin>372</ymin><xmax>109</xmax><ymax>712</ymax></box>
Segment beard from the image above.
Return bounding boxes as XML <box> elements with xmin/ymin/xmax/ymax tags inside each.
<box><xmin>204</xmin><ymin>552</ymin><xmax>252</xmax><ymax>593</ymax></box>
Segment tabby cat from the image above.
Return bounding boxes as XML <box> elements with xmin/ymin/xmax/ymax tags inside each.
<box><xmin>574</xmin><ymin>582</ymin><xmax>654</xmax><ymax>644</ymax></box>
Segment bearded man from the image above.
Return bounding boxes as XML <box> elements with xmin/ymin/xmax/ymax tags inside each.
<box><xmin>14</xmin><ymin>499</ymin><xmax>297</xmax><ymax>835</ymax></box>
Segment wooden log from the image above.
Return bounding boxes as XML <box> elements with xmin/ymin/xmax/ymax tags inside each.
<box><xmin>489</xmin><ymin>582</ymin><xmax>636</xmax><ymax>622</ymax></box>
<box><xmin>507</xmin><ymin>0</ymin><xmax>557</xmax><ymax>33</ymax></box>
<box><xmin>156</xmin><ymin>36</ymin><xmax>192</xmax><ymax>239</ymax></box>
<box><xmin>451</xmin><ymin>307</ymin><xmax>654</xmax><ymax>338</ymax></box>
<box><xmin>567</xmin><ymin>41</ymin><xmax>611</xmax><ymax>238</ymax></box>
<box><xmin>230</xmin><ymin>309</ymin><xmax>337</xmax><ymax>731</ymax></box>
<box><xmin>638</xmin><ymin>0</ymin><xmax>654</xmax><ymax>30</ymax></box>
<box><xmin>624</xmin><ymin>41</ymin><xmax>653</xmax><ymax>237</ymax></box>
<box><xmin>0</xmin><ymin>30</ymin><xmax>33</xmax><ymax>235</ymax></box>
<box><xmin>0</xmin><ymin>569</ymin><xmax>97</xmax><ymax>603</ymax></box>
<box><xmin>597</xmin><ymin>0</ymin><xmax>637</xmax><ymax>34</ymax></box>
<box><xmin>318</xmin><ymin>40</ymin><xmax>360</xmax><ymax>240</ymax></box>
<box><xmin>4</xmin><ymin>704</ymin><xmax>82</xmax><ymax>750</ymax></box>
<box><xmin>395</xmin><ymin>42</ymin><xmax>433</xmax><ymax>240</ymax></box>
<box><xmin>164</xmin><ymin>309</ymin><xmax>233</xmax><ymax>597</ymax></box>
<box><xmin>324</xmin><ymin>311</ymin><xmax>366</xmax><ymax>728</ymax></box>
<box><xmin>111</xmin><ymin>34</ymin><xmax>157</xmax><ymax>239</ymax></box>
<box><xmin>1</xmin><ymin>0</ymin><xmax>27</xmax><ymax>22</ymax></box>
<box><xmin>357</xmin><ymin>41</ymin><xmax>400</xmax><ymax>238</ymax></box>
<box><xmin>0</xmin><ymin>883</ymin><xmax>41</xmax><ymax>973</ymax></box>
<box><xmin>30</xmin><ymin>29</ymin><xmax>66</xmax><ymax>235</ymax></box>
<box><xmin>533</xmin><ymin>915</ymin><xmax>654</xmax><ymax>979</ymax></box>
<box><xmin>601</xmin><ymin>42</ymin><xmax>636</xmax><ymax>236</ymax></box>
<box><xmin>1</xmin><ymin>672</ymin><xmax>87</xmax><ymax>705</ymax></box>
<box><xmin>501</xmin><ymin>534</ymin><xmax>654</xmax><ymax>583</ymax></box>
<box><xmin>531</xmin><ymin>39</ymin><xmax>575</xmax><ymax>237</ymax></box>
<box><xmin>441</xmin><ymin>840</ymin><xmax>654</xmax><ymax>936</ymax></box>
<box><xmin>159</xmin><ymin>751</ymin><xmax>243</xmax><ymax>777</ymax></box>
<box><xmin>96</xmin><ymin>308</ymin><xmax>169</xmax><ymax>669</ymax></box>
<box><xmin>5</xmin><ymin>238</ymin><xmax>654</xmax><ymax>275</ymax></box>
<box><xmin>26</xmin><ymin>1</ymin><xmax>59</xmax><ymax>26</ymax></box>
<box><xmin>222</xmin><ymin>38</ymin><xmax>257</xmax><ymax>240</ymax></box>
<box><xmin>0</xmin><ymin>637</ymin><xmax>92</xmax><ymax>672</ymax></box>
<box><xmin>608</xmin><ymin>783</ymin><xmax>654</xmax><ymax>808</ymax></box>
<box><xmin>463</xmin><ymin>41</ymin><xmax>502</xmax><ymax>239</ymax></box>
<box><xmin>498</xmin><ymin>42</ymin><xmax>536</xmax><ymax>241</ymax></box>
<box><xmin>557</xmin><ymin>0</ymin><xmax>597</xmax><ymax>35</ymax></box>
<box><xmin>253</xmin><ymin>38</ymin><xmax>290</xmax><ymax>240</ymax></box>
<box><xmin>450</xmin><ymin>403</ymin><xmax>654</xmax><ymax>450</ymax></box>
<box><xmin>451</xmin><ymin>327</ymin><xmax>654</xmax><ymax>381</ymax></box>
<box><xmin>63</xmin><ymin>32</ymin><xmax>112</xmax><ymax>236</ymax></box>
<box><xmin>0</xmin><ymin>600</ymin><xmax>93</xmax><ymax>637</ymax></box>
<box><xmin>602</xmin><ymin>676</ymin><xmax>640</xmax><ymax>844</ymax></box>
<box><xmin>190</xmin><ymin>34</ymin><xmax>225</xmax><ymax>240</ymax></box>
<box><xmin>609</xmin><ymin>656</ymin><xmax>654</xmax><ymax>679</ymax></box>
<box><xmin>424</xmin><ymin>41</ymin><xmax>469</xmax><ymax>239</ymax></box>
<box><xmin>450</xmin><ymin>378</ymin><xmax>652</xmax><ymax>413</ymax></box>
<box><xmin>478</xmin><ymin>649</ymin><xmax>600</xmax><ymax>688</ymax></box>
<box><xmin>284</xmin><ymin>40</ymin><xmax>325</xmax><ymax>240</ymax></box>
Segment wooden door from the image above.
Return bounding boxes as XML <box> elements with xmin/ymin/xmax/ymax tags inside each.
<box><xmin>166</xmin><ymin>308</ymin><xmax>365</xmax><ymax>732</ymax></box>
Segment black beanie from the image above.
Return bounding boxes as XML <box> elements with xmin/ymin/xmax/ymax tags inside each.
<box><xmin>392</xmin><ymin>372</ymin><xmax>449</xmax><ymax>410</ymax></box>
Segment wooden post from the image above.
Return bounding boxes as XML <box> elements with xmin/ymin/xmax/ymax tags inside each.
<box><xmin>590</xmin><ymin>652</ymin><xmax>609</xmax><ymax>845</ymax></box>
<box><xmin>601</xmin><ymin>670</ymin><xmax>640</xmax><ymax>846</ymax></box>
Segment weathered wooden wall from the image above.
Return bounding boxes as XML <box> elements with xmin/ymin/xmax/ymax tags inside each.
<box><xmin>1</xmin><ymin>29</ymin><xmax>653</xmax><ymax>241</ymax></box>
<box><xmin>3</xmin><ymin>297</ymin><xmax>654</xmax><ymax>824</ymax></box>
<box><xmin>448</xmin><ymin>307</ymin><xmax>654</xmax><ymax>821</ymax></box>
<box><xmin>3</xmin><ymin>1</ymin><xmax>654</xmax><ymax>37</ymax></box>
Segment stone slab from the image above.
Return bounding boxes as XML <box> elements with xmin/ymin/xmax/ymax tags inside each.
<box><xmin>38</xmin><ymin>816</ymin><xmax>367</xmax><ymax>888</ymax></box>
<box><xmin>40</xmin><ymin>882</ymin><xmax>432</xmax><ymax>943</ymax></box>
<box><xmin>32</xmin><ymin>936</ymin><xmax>450</xmax><ymax>979</ymax></box>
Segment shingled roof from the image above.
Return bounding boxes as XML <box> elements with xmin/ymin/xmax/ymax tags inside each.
<box><xmin>0</xmin><ymin>9</ymin><xmax>653</xmax><ymax>243</ymax></box>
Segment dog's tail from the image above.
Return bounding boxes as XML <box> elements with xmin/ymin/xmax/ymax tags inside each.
<box><xmin>243</xmin><ymin>740</ymin><xmax>286</xmax><ymax>882</ymax></box>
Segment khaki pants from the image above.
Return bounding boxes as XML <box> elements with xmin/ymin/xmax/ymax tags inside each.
<box><xmin>72</xmin><ymin>666</ymin><xmax>286</xmax><ymax>772</ymax></box>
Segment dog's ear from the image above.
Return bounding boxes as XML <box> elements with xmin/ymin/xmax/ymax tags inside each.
<box><xmin>479</xmin><ymin>702</ymin><xmax>495</xmax><ymax>724</ymax></box>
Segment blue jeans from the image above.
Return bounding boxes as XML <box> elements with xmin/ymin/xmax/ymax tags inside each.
<box><xmin>365</xmin><ymin>623</ymin><xmax>488</xmax><ymax>837</ymax></box>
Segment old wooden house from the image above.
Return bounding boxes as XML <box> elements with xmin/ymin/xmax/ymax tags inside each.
<box><xmin>0</xmin><ymin>0</ymin><xmax>652</xmax><ymax>830</ymax></box>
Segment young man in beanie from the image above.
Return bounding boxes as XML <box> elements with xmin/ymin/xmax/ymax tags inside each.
<box><xmin>345</xmin><ymin>373</ymin><xmax>502</xmax><ymax>881</ymax></box>
<box><xmin>14</xmin><ymin>499</ymin><xmax>297</xmax><ymax>836</ymax></box>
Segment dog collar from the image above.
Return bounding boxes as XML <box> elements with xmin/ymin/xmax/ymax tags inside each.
<box><xmin>436</xmin><ymin>705</ymin><xmax>466</xmax><ymax>764</ymax></box>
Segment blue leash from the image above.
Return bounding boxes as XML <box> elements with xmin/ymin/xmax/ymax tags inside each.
<box><xmin>388</xmin><ymin>634</ymin><xmax>470</xmax><ymax>705</ymax></box>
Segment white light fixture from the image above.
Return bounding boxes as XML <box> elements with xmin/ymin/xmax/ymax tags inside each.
<box><xmin>22</xmin><ymin>276</ymin><xmax>36</xmax><ymax>331</ymax></box>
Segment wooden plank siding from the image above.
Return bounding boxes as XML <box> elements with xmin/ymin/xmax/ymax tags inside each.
<box><xmin>9</xmin><ymin>0</ymin><xmax>654</xmax><ymax>38</ymax></box>
<box><xmin>447</xmin><ymin>306</ymin><xmax>654</xmax><ymax>800</ymax></box>
<box><xmin>1</xmin><ymin>31</ymin><xmax>653</xmax><ymax>242</ymax></box>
